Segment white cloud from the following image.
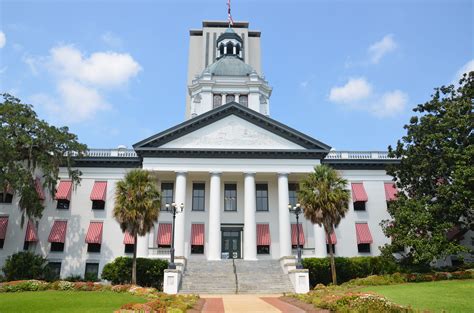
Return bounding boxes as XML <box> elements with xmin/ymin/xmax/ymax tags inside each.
<box><xmin>329</xmin><ymin>77</ymin><xmax>407</xmax><ymax>117</ymax></box>
<box><xmin>0</xmin><ymin>31</ymin><xmax>6</xmax><ymax>48</ymax></box>
<box><xmin>454</xmin><ymin>59</ymin><xmax>474</xmax><ymax>82</ymax></box>
<box><xmin>329</xmin><ymin>78</ymin><xmax>373</xmax><ymax>104</ymax></box>
<box><xmin>368</xmin><ymin>34</ymin><xmax>397</xmax><ymax>64</ymax></box>
<box><xmin>26</xmin><ymin>44</ymin><xmax>141</xmax><ymax>123</ymax></box>
<box><xmin>49</xmin><ymin>45</ymin><xmax>141</xmax><ymax>87</ymax></box>
<box><xmin>101</xmin><ymin>32</ymin><xmax>123</xmax><ymax>48</ymax></box>
<box><xmin>371</xmin><ymin>90</ymin><xmax>407</xmax><ymax>117</ymax></box>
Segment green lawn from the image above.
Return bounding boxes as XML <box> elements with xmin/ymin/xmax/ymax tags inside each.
<box><xmin>0</xmin><ymin>290</ymin><xmax>148</xmax><ymax>313</ymax></box>
<box><xmin>361</xmin><ymin>279</ymin><xmax>474</xmax><ymax>313</ymax></box>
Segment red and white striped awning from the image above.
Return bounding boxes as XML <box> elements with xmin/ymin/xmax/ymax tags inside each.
<box><xmin>90</xmin><ymin>181</ymin><xmax>107</xmax><ymax>201</ymax></box>
<box><xmin>48</xmin><ymin>220</ymin><xmax>67</xmax><ymax>243</ymax></box>
<box><xmin>25</xmin><ymin>220</ymin><xmax>38</xmax><ymax>242</ymax></box>
<box><xmin>291</xmin><ymin>224</ymin><xmax>305</xmax><ymax>245</ymax></box>
<box><xmin>157</xmin><ymin>223</ymin><xmax>172</xmax><ymax>245</ymax></box>
<box><xmin>257</xmin><ymin>224</ymin><xmax>271</xmax><ymax>245</ymax></box>
<box><xmin>326</xmin><ymin>231</ymin><xmax>337</xmax><ymax>244</ymax></box>
<box><xmin>351</xmin><ymin>183</ymin><xmax>368</xmax><ymax>202</ymax></box>
<box><xmin>123</xmin><ymin>231</ymin><xmax>135</xmax><ymax>244</ymax></box>
<box><xmin>35</xmin><ymin>178</ymin><xmax>45</xmax><ymax>200</ymax></box>
<box><xmin>85</xmin><ymin>222</ymin><xmax>103</xmax><ymax>244</ymax></box>
<box><xmin>0</xmin><ymin>216</ymin><xmax>9</xmax><ymax>240</ymax></box>
<box><xmin>191</xmin><ymin>224</ymin><xmax>204</xmax><ymax>245</ymax></box>
<box><xmin>55</xmin><ymin>180</ymin><xmax>72</xmax><ymax>200</ymax></box>
<box><xmin>384</xmin><ymin>183</ymin><xmax>397</xmax><ymax>201</ymax></box>
<box><xmin>355</xmin><ymin>223</ymin><xmax>373</xmax><ymax>244</ymax></box>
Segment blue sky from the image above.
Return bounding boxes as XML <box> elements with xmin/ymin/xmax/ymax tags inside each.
<box><xmin>1</xmin><ymin>0</ymin><xmax>472</xmax><ymax>150</ymax></box>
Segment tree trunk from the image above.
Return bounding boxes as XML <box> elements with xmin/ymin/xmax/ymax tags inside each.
<box><xmin>327</xmin><ymin>230</ymin><xmax>337</xmax><ymax>285</ymax></box>
<box><xmin>132</xmin><ymin>234</ymin><xmax>137</xmax><ymax>285</ymax></box>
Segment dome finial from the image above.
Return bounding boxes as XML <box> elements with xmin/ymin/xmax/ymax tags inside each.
<box><xmin>227</xmin><ymin>0</ymin><xmax>234</xmax><ymax>28</ymax></box>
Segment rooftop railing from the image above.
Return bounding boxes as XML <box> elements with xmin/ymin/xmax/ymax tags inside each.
<box><xmin>80</xmin><ymin>149</ymin><xmax>395</xmax><ymax>160</ymax></box>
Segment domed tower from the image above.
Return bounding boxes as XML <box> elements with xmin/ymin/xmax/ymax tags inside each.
<box><xmin>186</xmin><ymin>22</ymin><xmax>272</xmax><ymax>119</ymax></box>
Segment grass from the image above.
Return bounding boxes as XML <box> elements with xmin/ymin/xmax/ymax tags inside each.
<box><xmin>0</xmin><ymin>290</ymin><xmax>148</xmax><ymax>313</ymax></box>
<box><xmin>360</xmin><ymin>279</ymin><xmax>474</xmax><ymax>313</ymax></box>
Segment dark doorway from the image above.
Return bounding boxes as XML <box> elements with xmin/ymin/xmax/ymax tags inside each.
<box><xmin>221</xmin><ymin>229</ymin><xmax>241</xmax><ymax>259</ymax></box>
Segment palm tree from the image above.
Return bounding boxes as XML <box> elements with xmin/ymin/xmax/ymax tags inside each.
<box><xmin>298</xmin><ymin>165</ymin><xmax>350</xmax><ymax>285</ymax></box>
<box><xmin>114</xmin><ymin>169</ymin><xmax>160</xmax><ymax>285</ymax></box>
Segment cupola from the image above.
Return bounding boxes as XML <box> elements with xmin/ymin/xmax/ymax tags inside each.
<box><xmin>216</xmin><ymin>28</ymin><xmax>243</xmax><ymax>59</ymax></box>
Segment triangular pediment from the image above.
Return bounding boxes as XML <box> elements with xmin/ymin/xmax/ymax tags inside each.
<box><xmin>161</xmin><ymin>115</ymin><xmax>305</xmax><ymax>150</ymax></box>
<box><xmin>133</xmin><ymin>102</ymin><xmax>331</xmax><ymax>158</ymax></box>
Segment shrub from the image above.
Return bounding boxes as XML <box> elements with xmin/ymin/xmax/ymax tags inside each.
<box><xmin>64</xmin><ymin>275</ymin><xmax>83</xmax><ymax>282</ymax></box>
<box><xmin>302</xmin><ymin>256</ymin><xmax>400</xmax><ymax>286</ymax></box>
<box><xmin>0</xmin><ymin>280</ymin><xmax>50</xmax><ymax>292</ymax></box>
<box><xmin>101</xmin><ymin>257</ymin><xmax>168</xmax><ymax>289</ymax></box>
<box><xmin>1</xmin><ymin>252</ymin><xmax>51</xmax><ymax>281</ymax></box>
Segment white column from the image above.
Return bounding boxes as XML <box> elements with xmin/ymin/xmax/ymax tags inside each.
<box><xmin>278</xmin><ymin>173</ymin><xmax>292</xmax><ymax>257</ymax></box>
<box><xmin>174</xmin><ymin>171</ymin><xmax>187</xmax><ymax>257</ymax></box>
<box><xmin>244</xmin><ymin>172</ymin><xmax>257</xmax><ymax>260</ymax></box>
<box><xmin>208</xmin><ymin>172</ymin><xmax>222</xmax><ymax>260</ymax></box>
<box><xmin>136</xmin><ymin>235</ymin><xmax>148</xmax><ymax>257</ymax></box>
<box><xmin>314</xmin><ymin>224</ymin><xmax>327</xmax><ymax>258</ymax></box>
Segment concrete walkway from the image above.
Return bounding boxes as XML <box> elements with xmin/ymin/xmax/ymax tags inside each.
<box><xmin>201</xmin><ymin>294</ymin><xmax>305</xmax><ymax>313</ymax></box>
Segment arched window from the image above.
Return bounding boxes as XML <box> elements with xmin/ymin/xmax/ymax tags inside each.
<box><xmin>219</xmin><ymin>44</ymin><xmax>224</xmax><ymax>56</ymax></box>
<box><xmin>226</xmin><ymin>42</ymin><xmax>234</xmax><ymax>55</ymax></box>
<box><xmin>226</xmin><ymin>94</ymin><xmax>235</xmax><ymax>103</ymax></box>
<box><xmin>213</xmin><ymin>94</ymin><xmax>222</xmax><ymax>108</ymax></box>
<box><xmin>236</xmin><ymin>44</ymin><xmax>241</xmax><ymax>55</ymax></box>
<box><xmin>239</xmin><ymin>95</ymin><xmax>248</xmax><ymax>107</ymax></box>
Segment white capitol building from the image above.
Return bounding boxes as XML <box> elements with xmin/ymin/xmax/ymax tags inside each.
<box><xmin>1</xmin><ymin>20</ymin><xmax>416</xmax><ymax>291</ymax></box>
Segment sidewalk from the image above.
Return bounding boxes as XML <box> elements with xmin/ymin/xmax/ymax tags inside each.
<box><xmin>200</xmin><ymin>294</ymin><xmax>305</xmax><ymax>313</ymax></box>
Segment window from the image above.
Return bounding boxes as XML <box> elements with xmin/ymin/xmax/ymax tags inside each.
<box><xmin>239</xmin><ymin>95</ymin><xmax>248</xmax><ymax>107</ymax></box>
<box><xmin>124</xmin><ymin>244</ymin><xmax>134</xmax><ymax>254</ymax></box>
<box><xmin>358</xmin><ymin>243</ymin><xmax>371</xmax><ymax>253</ymax></box>
<box><xmin>48</xmin><ymin>262</ymin><xmax>61</xmax><ymax>280</ymax></box>
<box><xmin>326</xmin><ymin>244</ymin><xmax>336</xmax><ymax>254</ymax></box>
<box><xmin>213</xmin><ymin>94</ymin><xmax>222</xmax><ymax>108</ymax></box>
<box><xmin>23</xmin><ymin>241</ymin><xmax>30</xmax><ymax>251</ymax></box>
<box><xmin>289</xmin><ymin>183</ymin><xmax>298</xmax><ymax>208</ymax></box>
<box><xmin>226</xmin><ymin>42</ymin><xmax>233</xmax><ymax>55</ymax></box>
<box><xmin>161</xmin><ymin>183</ymin><xmax>174</xmax><ymax>211</ymax></box>
<box><xmin>50</xmin><ymin>242</ymin><xmax>64</xmax><ymax>252</ymax></box>
<box><xmin>87</xmin><ymin>243</ymin><xmax>101</xmax><ymax>253</ymax></box>
<box><xmin>192</xmin><ymin>183</ymin><xmax>205</xmax><ymax>211</ymax></box>
<box><xmin>0</xmin><ymin>193</ymin><xmax>13</xmax><ymax>203</ymax></box>
<box><xmin>57</xmin><ymin>199</ymin><xmax>70</xmax><ymax>210</ymax></box>
<box><xmin>256</xmin><ymin>184</ymin><xmax>269</xmax><ymax>211</ymax></box>
<box><xmin>226</xmin><ymin>94</ymin><xmax>235</xmax><ymax>103</ymax></box>
<box><xmin>224</xmin><ymin>184</ymin><xmax>237</xmax><ymax>211</ymax></box>
<box><xmin>236</xmin><ymin>44</ymin><xmax>241</xmax><ymax>55</ymax></box>
<box><xmin>354</xmin><ymin>201</ymin><xmax>366</xmax><ymax>211</ymax></box>
<box><xmin>219</xmin><ymin>44</ymin><xmax>224</xmax><ymax>56</ymax></box>
<box><xmin>191</xmin><ymin>245</ymin><xmax>204</xmax><ymax>254</ymax></box>
<box><xmin>0</xmin><ymin>239</ymin><xmax>4</xmax><ymax>249</ymax></box>
<box><xmin>85</xmin><ymin>263</ymin><xmax>99</xmax><ymax>281</ymax></box>
<box><xmin>92</xmin><ymin>200</ymin><xmax>105</xmax><ymax>210</ymax></box>
<box><xmin>257</xmin><ymin>245</ymin><xmax>270</xmax><ymax>254</ymax></box>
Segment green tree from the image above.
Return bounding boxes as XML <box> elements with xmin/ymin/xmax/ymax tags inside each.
<box><xmin>2</xmin><ymin>251</ymin><xmax>50</xmax><ymax>281</ymax></box>
<box><xmin>0</xmin><ymin>94</ymin><xmax>87</xmax><ymax>224</ymax></box>
<box><xmin>113</xmin><ymin>169</ymin><xmax>160</xmax><ymax>285</ymax></box>
<box><xmin>298</xmin><ymin>165</ymin><xmax>350</xmax><ymax>284</ymax></box>
<box><xmin>382</xmin><ymin>72</ymin><xmax>474</xmax><ymax>267</ymax></box>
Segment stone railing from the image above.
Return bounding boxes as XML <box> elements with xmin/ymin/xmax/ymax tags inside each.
<box><xmin>325</xmin><ymin>151</ymin><xmax>394</xmax><ymax>160</ymax></box>
<box><xmin>85</xmin><ymin>149</ymin><xmax>138</xmax><ymax>158</ymax></box>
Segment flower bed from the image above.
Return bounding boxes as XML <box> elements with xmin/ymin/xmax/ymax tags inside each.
<box><xmin>0</xmin><ymin>280</ymin><xmax>199</xmax><ymax>313</ymax></box>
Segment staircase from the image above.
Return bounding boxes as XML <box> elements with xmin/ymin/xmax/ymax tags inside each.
<box><xmin>179</xmin><ymin>260</ymin><xmax>237</xmax><ymax>294</ymax></box>
<box><xmin>234</xmin><ymin>259</ymin><xmax>294</xmax><ymax>294</ymax></box>
<box><xmin>179</xmin><ymin>259</ymin><xmax>294</xmax><ymax>294</ymax></box>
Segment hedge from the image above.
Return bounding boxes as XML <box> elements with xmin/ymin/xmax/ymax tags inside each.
<box><xmin>101</xmin><ymin>257</ymin><xmax>168</xmax><ymax>289</ymax></box>
<box><xmin>1</xmin><ymin>252</ymin><xmax>53</xmax><ymax>281</ymax></box>
<box><xmin>302</xmin><ymin>256</ymin><xmax>400</xmax><ymax>286</ymax></box>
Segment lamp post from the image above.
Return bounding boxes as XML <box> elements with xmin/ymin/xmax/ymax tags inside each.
<box><xmin>166</xmin><ymin>202</ymin><xmax>184</xmax><ymax>269</ymax></box>
<box><xmin>288</xmin><ymin>203</ymin><xmax>303</xmax><ymax>269</ymax></box>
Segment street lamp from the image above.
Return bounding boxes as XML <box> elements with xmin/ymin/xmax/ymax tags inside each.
<box><xmin>288</xmin><ymin>203</ymin><xmax>303</xmax><ymax>269</ymax></box>
<box><xmin>166</xmin><ymin>202</ymin><xmax>184</xmax><ymax>269</ymax></box>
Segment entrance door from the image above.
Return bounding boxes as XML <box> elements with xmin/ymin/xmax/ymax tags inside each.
<box><xmin>222</xmin><ymin>230</ymin><xmax>241</xmax><ymax>259</ymax></box>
